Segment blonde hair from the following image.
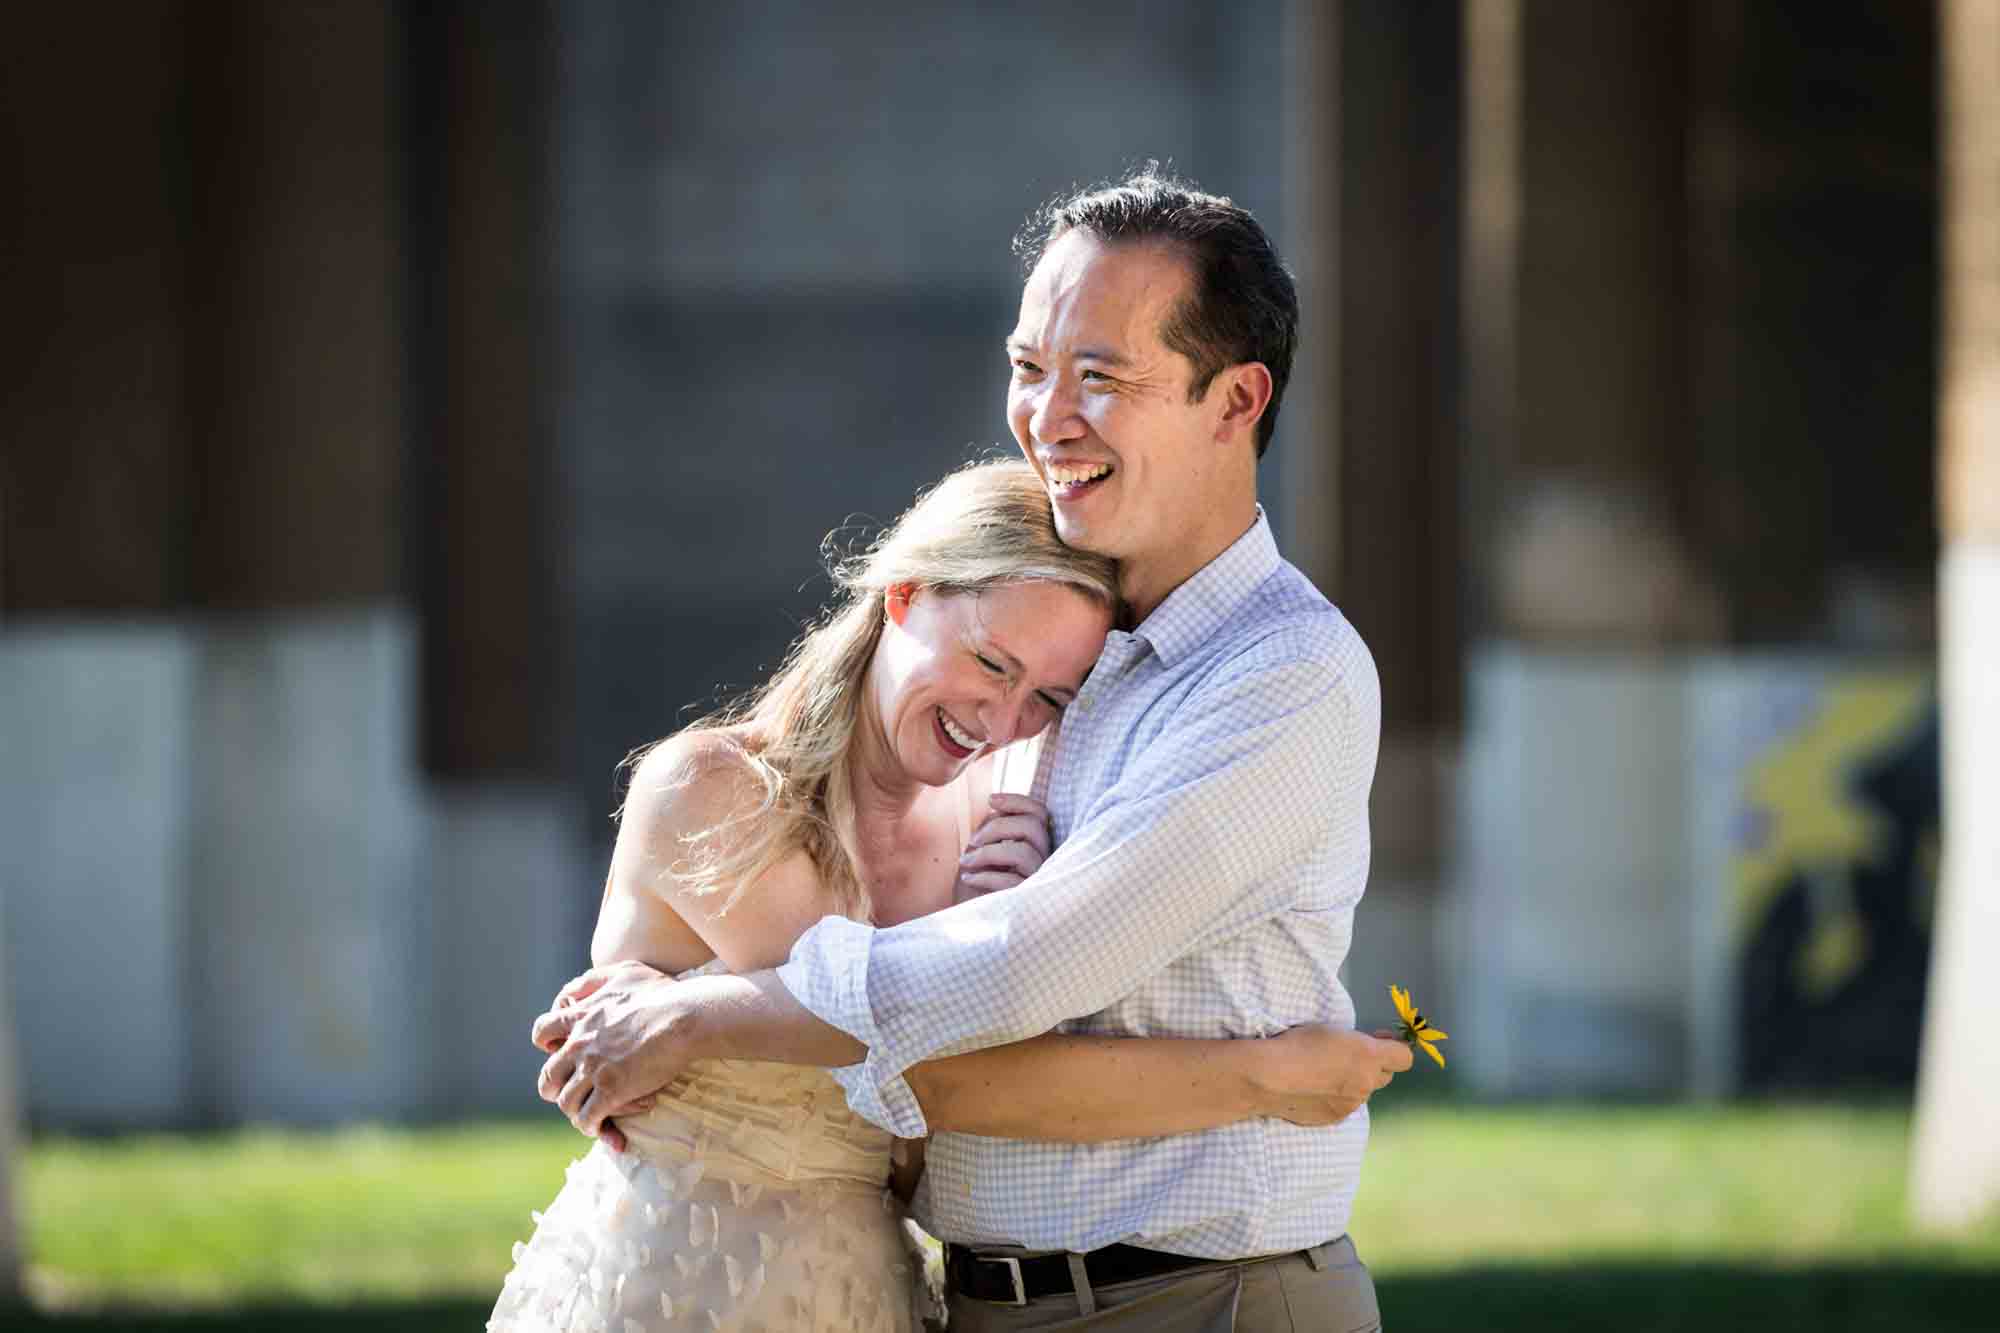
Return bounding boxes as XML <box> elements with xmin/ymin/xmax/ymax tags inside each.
<box><xmin>638</xmin><ymin>458</ymin><xmax>1118</xmax><ymax>922</ymax></box>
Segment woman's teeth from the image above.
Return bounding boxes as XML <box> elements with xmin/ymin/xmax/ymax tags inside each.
<box><xmin>1047</xmin><ymin>462</ymin><xmax>1111</xmax><ymax>486</ymax></box>
<box><xmin>940</xmin><ymin>710</ymin><xmax>981</xmax><ymax>750</ymax></box>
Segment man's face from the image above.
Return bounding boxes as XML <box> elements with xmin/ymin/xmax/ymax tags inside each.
<box><xmin>1006</xmin><ymin>231</ymin><xmax>1230</xmax><ymax>584</ymax></box>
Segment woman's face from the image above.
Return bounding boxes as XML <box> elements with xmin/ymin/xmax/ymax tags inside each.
<box><xmin>868</xmin><ymin>580</ymin><xmax>1112</xmax><ymax>788</ymax></box>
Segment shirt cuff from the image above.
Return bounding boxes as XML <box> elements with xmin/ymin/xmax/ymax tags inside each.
<box><xmin>776</xmin><ymin>915</ymin><xmax>931</xmax><ymax>1138</ymax></box>
<box><xmin>826</xmin><ymin>1061</ymin><xmax>930</xmax><ymax>1138</ymax></box>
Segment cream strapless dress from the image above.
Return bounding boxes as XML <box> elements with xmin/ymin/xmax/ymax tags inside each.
<box><xmin>489</xmin><ymin>963</ymin><xmax>927</xmax><ymax>1333</ymax></box>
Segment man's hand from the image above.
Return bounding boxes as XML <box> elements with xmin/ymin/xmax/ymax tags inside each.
<box><xmin>955</xmin><ymin>793</ymin><xmax>1053</xmax><ymax>902</ymax></box>
<box><xmin>1254</xmin><ymin>1025</ymin><xmax>1414</xmax><ymax>1127</ymax></box>
<box><xmin>531</xmin><ymin>960</ymin><xmax>701</xmax><ymax>1148</ymax></box>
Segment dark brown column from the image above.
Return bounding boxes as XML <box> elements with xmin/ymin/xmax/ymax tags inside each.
<box><xmin>182</xmin><ymin>1</ymin><xmax>403</xmax><ymax>610</ymax></box>
<box><xmin>0</xmin><ymin>3</ymin><xmax>191</xmax><ymax>614</ymax></box>
<box><xmin>1285</xmin><ymin>2</ymin><xmax>1464</xmax><ymax>884</ymax></box>
<box><xmin>1465</xmin><ymin>0</ymin><xmax>1713</xmax><ymax>647</ymax></box>
<box><xmin>1686</xmin><ymin>0</ymin><xmax>1937</xmax><ymax>647</ymax></box>
<box><xmin>1332</xmin><ymin>1</ymin><xmax>1464</xmax><ymax>740</ymax></box>
<box><xmin>405</xmin><ymin>0</ymin><xmax>559</xmax><ymax>779</ymax></box>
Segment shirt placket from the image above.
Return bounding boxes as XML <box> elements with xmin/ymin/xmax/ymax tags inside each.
<box><xmin>1049</xmin><ymin>634</ymin><xmax>1145</xmax><ymax>840</ymax></box>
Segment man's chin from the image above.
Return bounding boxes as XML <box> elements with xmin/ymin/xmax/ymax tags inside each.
<box><xmin>1052</xmin><ymin>512</ymin><xmax>1112</xmax><ymax>556</ymax></box>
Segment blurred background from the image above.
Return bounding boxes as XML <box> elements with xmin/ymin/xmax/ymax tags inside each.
<box><xmin>3</xmin><ymin>0</ymin><xmax>1996</xmax><ymax>1329</ymax></box>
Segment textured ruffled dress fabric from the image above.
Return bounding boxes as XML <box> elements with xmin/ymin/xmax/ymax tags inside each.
<box><xmin>490</xmin><ymin>964</ymin><xmax>924</xmax><ymax>1333</ymax></box>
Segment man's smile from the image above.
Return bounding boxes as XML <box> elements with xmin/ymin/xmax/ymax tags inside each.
<box><xmin>1043</xmin><ymin>459</ymin><xmax>1114</xmax><ymax>500</ymax></box>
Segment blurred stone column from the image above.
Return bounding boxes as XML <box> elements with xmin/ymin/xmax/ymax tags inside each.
<box><xmin>1912</xmin><ymin>0</ymin><xmax>2000</xmax><ymax>1232</ymax></box>
<box><xmin>1455</xmin><ymin>0</ymin><xmax>1713</xmax><ymax>1095</ymax></box>
<box><xmin>178</xmin><ymin>0</ymin><xmax>429</xmax><ymax>1123</ymax></box>
<box><xmin>1469</xmin><ymin>0</ymin><xmax>1705</xmax><ymax>643</ymax></box>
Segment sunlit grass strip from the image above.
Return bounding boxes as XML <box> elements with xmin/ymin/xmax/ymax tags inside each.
<box><xmin>1352</xmin><ymin>1102</ymin><xmax>2000</xmax><ymax>1271</ymax></box>
<box><xmin>20</xmin><ymin>1103</ymin><xmax>2000</xmax><ymax>1308</ymax></box>
<box><xmin>24</xmin><ymin>1122</ymin><xmax>583</xmax><ymax>1306</ymax></box>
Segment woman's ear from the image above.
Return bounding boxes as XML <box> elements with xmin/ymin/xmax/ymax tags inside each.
<box><xmin>884</xmin><ymin>583</ymin><xmax>917</xmax><ymax>626</ymax></box>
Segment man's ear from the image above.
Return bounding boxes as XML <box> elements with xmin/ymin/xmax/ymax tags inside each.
<box><xmin>884</xmin><ymin>583</ymin><xmax>917</xmax><ymax>626</ymax></box>
<box><xmin>1214</xmin><ymin>362</ymin><xmax>1274</xmax><ymax>444</ymax></box>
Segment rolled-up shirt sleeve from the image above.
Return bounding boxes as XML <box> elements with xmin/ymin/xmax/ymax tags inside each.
<box><xmin>778</xmin><ymin>630</ymin><xmax>1373</xmax><ymax>1137</ymax></box>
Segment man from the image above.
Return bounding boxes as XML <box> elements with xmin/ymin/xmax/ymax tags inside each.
<box><xmin>534</xmin><ymin>169</ymin><xmax>1408</xmax><ymax>1331</ymax></box>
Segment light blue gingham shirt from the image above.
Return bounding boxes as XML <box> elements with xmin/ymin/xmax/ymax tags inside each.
<box><xmin>776</xmin><ymin>511</ymin><xmax>1380</xmax><ymax>1258</ymax></box>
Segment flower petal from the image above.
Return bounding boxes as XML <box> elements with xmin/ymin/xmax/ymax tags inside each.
<box><xmin>1419</xmin><ymin>1039</ymin><xmax>1446</xmax><ymax>1068</ymax></box>
<box><xmin>1390</xmin><ymin>985</ymin><xmax>1416</xmax><ymax>1025</ymax></box>
<box><xmin>1419</xmin><ymin>1027</ymin><xmax>1448</xmax><ymax>1042</ymax></box>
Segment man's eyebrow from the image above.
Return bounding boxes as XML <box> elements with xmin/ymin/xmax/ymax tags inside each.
<box><xmin>1073</xmin><ymin>346</ymin><xmax>1133</xmax><ymax>368</ymax></box>
<box><xmin>1004</xmin><ymin>337</ymin><xmax>1133</xmax><ymax>370</ymax></box>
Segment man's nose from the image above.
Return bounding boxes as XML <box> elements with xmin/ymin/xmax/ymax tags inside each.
<box><xmin>1028</xmin><ymin>378</ymin><xmax>1084</xmax><ymax>444</ymax></box>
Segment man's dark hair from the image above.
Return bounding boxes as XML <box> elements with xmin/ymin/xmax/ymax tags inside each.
<box><xmin>1013</xmin><ymin>166</ymin><xmax>1298</xmax><ymax>459</ymax></box>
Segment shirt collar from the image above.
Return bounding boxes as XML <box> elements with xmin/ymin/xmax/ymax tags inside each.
<box><xmin>1126</xmin><ymin>507</ymin><xmax>1280</xmax><ymax>668</ymax></box>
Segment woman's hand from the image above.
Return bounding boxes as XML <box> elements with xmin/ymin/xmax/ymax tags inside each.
<box><xmin>1254</xmin><ymin>1025</ymin><xmax>1414</xmax><ymax>1127</ymax></box>
<box><xmin>955</xmin><ymin>793</ymin><xmax>1053</xmax><ymax>902</ymax></box>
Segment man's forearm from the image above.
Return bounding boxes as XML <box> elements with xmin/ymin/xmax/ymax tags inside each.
<box><xmin>905</xmin><ymin>1032</ymin><xmax>1264</xmax><ymax>1142</ymax></box>
<box><xmin>901</xmin><ymin>1024</ymin><xmax>1409</xmax><ymax>1141</ymax></box>
<box><xmin>682</xmin><ymin>969</ymin><xmax>866</xmax><ymax>1067</ymax></box>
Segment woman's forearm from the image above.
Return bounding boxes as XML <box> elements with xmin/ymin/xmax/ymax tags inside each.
<box><xmin>905</xmin><ymin>1032</ymin><xmax>1269</xmax><ymax>1141</ymax></box>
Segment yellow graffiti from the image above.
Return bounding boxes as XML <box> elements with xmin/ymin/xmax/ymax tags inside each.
<box><xmin>1732</xmin><ymin>675</ymin><xmax>1931</xmax><ymax>1000</ymax></box>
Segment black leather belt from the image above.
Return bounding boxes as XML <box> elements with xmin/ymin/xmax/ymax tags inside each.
<box><xmin>945</xmin><ymin>1242</ymin><xmax>1220</xmax><ymax>1304</ymax></box>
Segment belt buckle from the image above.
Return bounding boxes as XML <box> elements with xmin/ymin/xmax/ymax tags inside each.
<box><xmin>974</xmin><ymin>1254</ymin><xmax>1028</xmax><ymax>1306</ymax></box>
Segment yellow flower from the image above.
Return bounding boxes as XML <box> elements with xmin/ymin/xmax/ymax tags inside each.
<box><xmin>1390</xmin><ymin>984</ymin><xmax>1449</xmax><ymax>1068</ymax></box>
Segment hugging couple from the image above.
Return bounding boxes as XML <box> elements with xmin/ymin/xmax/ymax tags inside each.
<box><xmin>492</xmin><ymin>168</ymin><xmax>1412</xmax><ymax>1333</ymax></box>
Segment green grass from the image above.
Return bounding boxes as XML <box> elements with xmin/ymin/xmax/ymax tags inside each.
<box><xmin>20</xmin><ymin>1122</ymin><xmax>584</xmax><ymax>1307</ymax></box>
<box><xmin>1351</xmin><ymin>1101</ymin><xmax>2000</xmax><ymax>1271</ymax></box>
<box><xmin>11</xmin><ymin>1102</ymin><xmax>2000</xmax><ymax>1329</ymax></box>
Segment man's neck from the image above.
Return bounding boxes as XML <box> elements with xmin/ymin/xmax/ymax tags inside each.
<box><xmin>1118</xmin><ymin>500</ymin><xmax>1260</xmax><ymax>627</ymax></box>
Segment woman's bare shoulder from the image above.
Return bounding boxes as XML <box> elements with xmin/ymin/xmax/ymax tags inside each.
<box><xmin>621</xmin><ymin>726</ymin><xmax>768</xmax><ymax>842</ymax></box>
<box><xmin>614</xmin><ymin>727</ymin><xmax>834</xmax><ymax>972</ymax></box>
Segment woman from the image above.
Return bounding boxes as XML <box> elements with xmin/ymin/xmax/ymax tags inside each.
<box><xmin>491</xmin><ymin>461</ymin><xmax>1360</xmax><ymax>1333</ymax></box>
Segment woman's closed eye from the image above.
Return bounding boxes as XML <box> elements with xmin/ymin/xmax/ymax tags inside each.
<box><xmin>974</xmin><ymin>653</ymin><xmax>1006</xmax><ymax>676</ymax></box>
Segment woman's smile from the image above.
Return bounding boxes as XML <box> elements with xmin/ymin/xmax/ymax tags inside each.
<box><xmin>935</xmin><ymin>706</ymin><xmax>983</xmax><ymax>759</ymax></box>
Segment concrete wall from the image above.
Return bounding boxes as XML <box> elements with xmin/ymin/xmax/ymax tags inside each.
<box><xmin>1</xmin><ymin>628</ymin><xmax>196</xmax><ymax>1124</ymax></box>
<box><xmin>0</xmin><ymin>615</ymin><xmax>586</xmax><ymax>1128</ymax></box>
<box><xmin>1451</xmin><ymin>649</ymin><xmax>1693</xmax><ymax>1096</ymax></box>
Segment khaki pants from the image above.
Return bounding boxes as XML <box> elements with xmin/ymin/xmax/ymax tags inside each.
<box><xmin>944</xmin><ymin>1235</ymin><xmax>1381</xmax><ymax>1333</ymax></box>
